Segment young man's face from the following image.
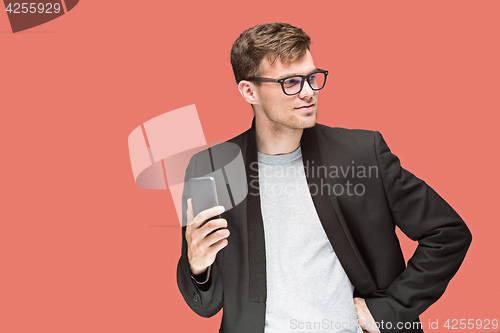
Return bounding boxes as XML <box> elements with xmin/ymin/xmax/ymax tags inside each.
<box><xmin>253</xmin><ymin>50</ymin><xmax>319</xmax><ymax>132</ymax></box>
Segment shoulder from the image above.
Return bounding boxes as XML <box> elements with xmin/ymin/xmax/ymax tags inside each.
<box><xmin>188</xmin><ymin>128</ymin><xmax>250</xmax><ymax>173</ymax></box>
<box><xmin>314</xmin><ymin>122</ymin><xmax>377</xmax><ymax>137</ymax></box>
<box><xmin>314</xmin><ymin>123</ymin><xmax>379</xmax><ymax>150</ymax></box>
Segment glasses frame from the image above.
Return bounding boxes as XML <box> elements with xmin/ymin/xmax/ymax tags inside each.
<box><xmin>246</xmin><ymin>69</ymin><xmax>328</xmax><ymax>96</ymax></box>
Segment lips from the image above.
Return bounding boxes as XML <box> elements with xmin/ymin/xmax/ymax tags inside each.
<box><xmin>295</xmin><ymin>104</ymin><xmax>315</xmax><ymax>110</ymax></box>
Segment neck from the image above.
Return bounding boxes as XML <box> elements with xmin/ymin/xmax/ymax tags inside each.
<box><xmin>254</xmin><ymin>116</ymin><xmax>303</xmax><ymax>156</ymax></box>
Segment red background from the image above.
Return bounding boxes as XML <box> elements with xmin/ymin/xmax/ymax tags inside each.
<box><xmin>1</xmin><ymin>1</ymin><xmax>499</xmax><ymax>332</ymax></box>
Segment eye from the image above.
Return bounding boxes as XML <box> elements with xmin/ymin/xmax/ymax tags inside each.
<box><xmin>309</xmin><ymin>74</ymin><xmax>317</xmax><ymax>83</ymax></box>
<box><xmin>284</xmin><ymin>77</ymin><xmax>301</xmax><ymax>88</ymax></box>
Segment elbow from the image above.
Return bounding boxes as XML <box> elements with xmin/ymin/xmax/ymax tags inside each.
<box><xmin>196</xmin><ymin>308</ymin><xmax>219</xmax><ymax>318</ymax></box>
<box><xmin>458</xmin><ymin>218</ymin><xmax>472</xmax><ymax>247</ymax></box>
<box><xmin>463</xmin><ymin>223</ymin><xmax>472</xmax><ymax>249</ymax></box>
<box><xmin>453</xmin><ymin>220</ymin><xmax>472</xmax><ymax>258</ymax></box>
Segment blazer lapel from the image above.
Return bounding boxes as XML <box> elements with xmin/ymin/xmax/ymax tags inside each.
<box><xmin>245</xmin><ymin>118</ymin><xmax>267</xmax><ymax>302</ymax></box>
<box><xmin>244</xmin><ymin>119</ymin><xmax>376</xmax><ymax>303</ymax></box>
<box><xmin>300</xmin><ymin>126</ymin><xmax>377</xmax><ymax>296</ymax></box>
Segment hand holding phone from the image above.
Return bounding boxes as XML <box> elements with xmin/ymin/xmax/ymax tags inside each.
<box><xmin>185</xmin><ymin>177</ymin><xmax>230</xmax><ymax>276</ymax></box>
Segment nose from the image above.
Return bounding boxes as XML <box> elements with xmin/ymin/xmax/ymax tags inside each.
<box><xmin>298</xmin><ymin>79</ymin><xmax>314</xmax><ymax>99</ymax></box>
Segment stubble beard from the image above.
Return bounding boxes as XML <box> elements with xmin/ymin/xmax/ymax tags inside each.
<box><xmin>263</xmin><ymin>104</ymin><xmax>317</xmax><ymax>135</ymax></box>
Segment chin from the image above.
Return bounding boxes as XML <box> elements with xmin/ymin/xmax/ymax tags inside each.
<box><xmin>297</xmin><ymin>114</ymin><xmax>317</xmax><ymax>129</ymax></box>
<box><xmin>301</xmin><ymin>120</ymin><xmax>317</xmax><ymax>129</ymax></box>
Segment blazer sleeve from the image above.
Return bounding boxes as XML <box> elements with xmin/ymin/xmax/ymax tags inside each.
<box><xmin>365</xmin><ymin>131</ymin><xmax>472</xmax><ymax>332</ymax></box>
<box><xmin>176</xmin><ymin>153</ymin><xmax>224</xmax><ymax>318</ymax></box>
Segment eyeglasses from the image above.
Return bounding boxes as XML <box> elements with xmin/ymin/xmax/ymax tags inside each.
<box><xmin>246</xmin><ymin>69</ymin><xmax>328</xmax><ymax>96</ymax></box>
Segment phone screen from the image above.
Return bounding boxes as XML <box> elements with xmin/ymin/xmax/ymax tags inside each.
<box><xmin>189</xmin><ymin>177</ymin><xmax>221</xmax><ymax>225</ymax></box>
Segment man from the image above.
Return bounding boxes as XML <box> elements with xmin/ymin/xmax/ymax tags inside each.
<box><xmin>177</xmin><ymin>22</ymin><xmax>471</xmax><ymax>333</ymax></box>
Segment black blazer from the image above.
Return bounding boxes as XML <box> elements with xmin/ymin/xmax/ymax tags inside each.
<box><xmin>177</xmin><ymin>119</ymin><xmax>472</xmax><ymax>333</ymax></box>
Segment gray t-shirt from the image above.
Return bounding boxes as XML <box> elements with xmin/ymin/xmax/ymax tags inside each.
<box><xmin>258</xmin><ymin>146</ymin><xmax>362</xmax><ymax>333</ymax></box>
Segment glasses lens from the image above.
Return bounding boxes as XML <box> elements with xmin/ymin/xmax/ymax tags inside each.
<box><xmin>308</xmin><ymin>72</ymin><xmax>326</xmax><ymax>90</ymax></box>
<box><xmin>283</xmin><ymin>76</ymin><xmax>303</xmax><ymax>95</ymax></box>
<box><xmin>282</xmin><ymin>72</ymin><xmax>327</xmax><ymax>95</ymax></box>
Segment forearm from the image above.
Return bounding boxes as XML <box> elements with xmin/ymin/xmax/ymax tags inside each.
<box><xmin>176</xmin><ymin>243</ymin><xmax>223</xmax><ymax>317</ymax></box>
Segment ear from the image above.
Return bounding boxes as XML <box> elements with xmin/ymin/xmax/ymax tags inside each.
<box><xmin>238</xmin><ymin>80</ymin><xmax>259</xmax><ymax>105</ymax></box>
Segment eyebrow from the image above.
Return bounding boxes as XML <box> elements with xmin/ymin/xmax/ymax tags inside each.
<box><xmin>277</xmin><ymin>68</ymin><xmax>319</xmax><ymax>79</ymax></box>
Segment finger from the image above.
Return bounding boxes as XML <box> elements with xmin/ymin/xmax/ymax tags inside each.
<box><xmin>186</xmin><ymin>198</ymin><xmax>194</xmax><ymax>225</ymax></box>
<box><xmin>199</xmin><ymin>218</ymin><xmax>228</xmax><ymax>238</ymax></box>
<box><xmin>193</xmin><ymin>205</ymin><xmax>225</xmax><ymax>226</ymax></box>
<box><xmin>208</xmin><ymin>237</ymin><xmax>229</xmax><ymax>254</ymax></box>
<box><xmin>203</xmin><ymin>227</ymin><xmax>230</xmax><ymax>247</ymax></box>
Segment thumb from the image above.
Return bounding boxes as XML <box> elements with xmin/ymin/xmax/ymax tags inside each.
<box><xmin>186</xmin><ymin>198</ymin><xmax>194</xmax><ymax>225</ymax></box>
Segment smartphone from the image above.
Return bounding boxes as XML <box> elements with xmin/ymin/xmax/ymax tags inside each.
<box><xmin>189</xmin><ymin>177</ymin><xmax>222</xmax><ymax>226</ymax></box>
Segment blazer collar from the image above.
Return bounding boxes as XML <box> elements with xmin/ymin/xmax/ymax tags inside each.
<box><xmin>243</xmin><ymin>118</ymin><xmax>376</xmax><ymax>302</ymax></box>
